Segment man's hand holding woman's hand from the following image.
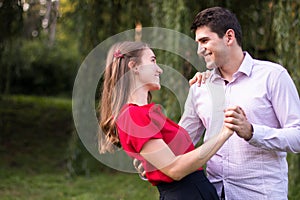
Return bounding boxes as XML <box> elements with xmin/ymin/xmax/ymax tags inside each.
<box><xmin>224</xmin><ymin>106</ymin><xmax>253</xmax><ymax>141</ymax></box>
<box><xmin>133</xmin><ymin>158</ymin><xmax>147</xmax><ymax>180</ymax></box>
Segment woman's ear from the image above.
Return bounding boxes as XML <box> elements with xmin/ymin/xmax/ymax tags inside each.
<box><xmin>128</xmin><ymin>60</ymin><xmax>136</xmax><ymax>69</ymax></box>
<box><xmin>128</xmin><ymin>60</ymin><xmax>139</xmax><ymax>74</ymax></box>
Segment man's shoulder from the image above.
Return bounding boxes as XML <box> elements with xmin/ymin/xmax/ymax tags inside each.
<box><xmin>189</xmin><ymin>81</ymin><xmax>211</xmax><ymax>94</ymax></box>
<box><xmin>244</xmin><ymin>52</ymin><xmax>285</xmax><ymax>73</ymax></box>
<box><xmin>252</xmin><ymin>58</ymin><xmax>286</xmax><ymax>75</ymax></box>
<box><xmin>254</xmin><ymin>58</ymin><xmax>282</xmax><ymax>68</ymax></box>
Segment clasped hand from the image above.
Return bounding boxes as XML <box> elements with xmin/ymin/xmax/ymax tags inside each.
<box><xmin>224</xmin><ymin>105</ymin><xmax>253</xmax><ymax>141</ymax></box>
<box><xmin>133</xmin><ymin>72</ymin><xmax>254</xmax><ymax>179</ymax></box>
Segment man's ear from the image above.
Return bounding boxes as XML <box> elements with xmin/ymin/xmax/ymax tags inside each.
<box><xmin>225</xmin><ymin>29</ymin><xmax>235</xmax><ymax>46</ymax></box>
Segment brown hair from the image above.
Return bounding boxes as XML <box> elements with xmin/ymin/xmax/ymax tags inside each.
<box><xmin>191</xmin><ymin>7</ymin><xmax>242</xmax><ymax>47</ymax></box>
<box><xmin>98</xmin><ymin>41</ymin><xmax>150</xmax><ymax>154</ymax></box>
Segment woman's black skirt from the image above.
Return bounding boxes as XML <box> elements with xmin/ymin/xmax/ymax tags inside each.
<box><xmin>156</xmin><ymin>170</ymin><xmax>219</xmax><ymax>200</ymax></box>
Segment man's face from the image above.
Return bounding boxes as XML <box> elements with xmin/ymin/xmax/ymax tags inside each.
<box><xmin>195</xmin><ymin>26</ymin><xmax>228</xmax><ymax>69</ymax></box>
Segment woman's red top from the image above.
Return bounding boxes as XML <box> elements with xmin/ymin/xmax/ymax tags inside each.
<box><xmin>116</xmin><ymin>103</ymin><xmax>201</xmax><ymax>186</ymax></box>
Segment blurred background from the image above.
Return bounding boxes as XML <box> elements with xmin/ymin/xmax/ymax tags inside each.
<box><xmin>0</xmin><ymin>0</ymin><xmax>299</xmax><ymax>199</ymax></box>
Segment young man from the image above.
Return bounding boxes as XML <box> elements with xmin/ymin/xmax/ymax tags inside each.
<box><xmin>179</xmin><ymin>6</ymin><xmax>300</xmax><ymax>199</ymax></box>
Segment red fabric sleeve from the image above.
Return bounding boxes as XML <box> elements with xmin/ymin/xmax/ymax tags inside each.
<box><xmin>117</xmin><ymin>104</ymin><xmax>166</xmax><ymax>153</ymax></box>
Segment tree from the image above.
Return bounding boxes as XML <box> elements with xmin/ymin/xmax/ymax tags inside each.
<box><xmin>273</xmin><ymin>1</ymin><xmax>300</xmax><ymax>198</ymax></box>
<box><xmin>0</xmin><ymin>0</ymin><xmax>80</xmax><ymax>96</ymax></box>
<box><xmin>273</xmin><ymin>0</ymin><xmax>300</xmax><ymax>92</ymax></box>
<box><xmin>0</xmin><ymin>0</ymin><xmax>23</xmax><ymax>94</ymax></box>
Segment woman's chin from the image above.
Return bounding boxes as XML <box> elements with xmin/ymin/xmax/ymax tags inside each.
<box><xmin>149</xmin><ymin>84</ymin><xmax>161</xmax><ymax>91</ymax></box>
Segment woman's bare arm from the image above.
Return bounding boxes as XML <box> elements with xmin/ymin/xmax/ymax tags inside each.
<box><xmin>140</xmin><ymin>125</ymin><xmax>233</xmax><ymax>181</ymax></box>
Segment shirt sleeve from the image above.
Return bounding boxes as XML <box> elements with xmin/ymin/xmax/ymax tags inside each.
<box><xmin>178</xmin><ymin>85</ymin><xmax>205</xmax><ymax>145</ymax></box>
<box><xmin>117</xmin><ymin>105</ymin><xmax>164</xmax><ymax>153</ymax></box>
<box><xmin>249</xmin><ymin>69</ymin><xmax>300</xmax><ymax>152</ymax></box>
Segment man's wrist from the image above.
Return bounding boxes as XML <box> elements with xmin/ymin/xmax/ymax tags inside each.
<box><xmin>245</xmin><ymin>124</ymin><xmax>254</xmax><ymax>141</ymax></box>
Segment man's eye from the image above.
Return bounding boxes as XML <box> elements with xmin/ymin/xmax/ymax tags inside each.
<box><xmin>199</xmin><ymin>38</ymin><xmax>208</xmax><ymax>44</ymax></box>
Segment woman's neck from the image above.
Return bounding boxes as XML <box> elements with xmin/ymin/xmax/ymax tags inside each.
<box><xmin>127</xmin><ymin>87</ymin><xmax>149</xmax><ymax>106</ymax></box>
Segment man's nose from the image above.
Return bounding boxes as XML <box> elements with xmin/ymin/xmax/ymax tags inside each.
<box><xmin>197</xmin><ymin>44</ymin><xmax>205</xmax><ymax>55</ymax></box>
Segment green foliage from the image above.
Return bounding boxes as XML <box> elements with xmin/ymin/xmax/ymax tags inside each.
<box><xmin>273</xmin><ymin>0</ymin><xmax>300</xmax><ymax>93</ymax></box>
<box><xmin>0</xmin><ymin>0</ymin><xmax>23</xmax><ymax>42</ymax></box>
<box><xmin>0</xmin><ymin>0</ymin><xmax>80</xmax><ymax>96</ymax></box>
<box><xmin>66</xmin><ymin>130</ymin><xmax>115</xmax><ymax>177</ymax></box>
<box><xmin>68</xmin><ymin>0</ymin><xmax>153</xmax><ymax>55</ymax></box>
<box><xmin>0</xmin><ymin>95</ymin><xmax>73</xmax><ymax>173</ymax></box>
<box><xmin>151</xmin><ymin>0</ymin><xmax>197</xmax><ymax>122</ymax></box>
<box><xmin>0</xmin><ymin>95</ymin><xmax>117</xmax><ymax>176</ymax></box>
<box><xmin>271</xmin><ymin>6</ymin><xmax>300</xmax><ymax>197</ymax></box>
<box><xmin>287</xmin><ymin>153</ymin><xmax>300</xmax><ymax>199</ymax></box>
<box><xmin>0</xmin><ymin>37</ymin><xmax>79</xmax><ymax>96</ymax></box>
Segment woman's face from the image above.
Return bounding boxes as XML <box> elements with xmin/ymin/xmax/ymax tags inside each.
<box><xmin>135</xmin><ymin>48</ymin><xmax>163</xmax><ymax>91</ymax></box>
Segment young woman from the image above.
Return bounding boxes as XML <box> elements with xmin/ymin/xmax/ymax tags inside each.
<box><xmin>98</xmin><ymin>41</ymin><xmax>234</xmax><ymax>200</ymax></box>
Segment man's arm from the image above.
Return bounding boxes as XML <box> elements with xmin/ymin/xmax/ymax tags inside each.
<box><xmin>228</xmin><ymin>70</ymin><xmax>300</xmax><ymax>152</ymax></box>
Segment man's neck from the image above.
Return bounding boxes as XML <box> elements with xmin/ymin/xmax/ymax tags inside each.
<box><xmin>219</xmin><ymin>49</ymin><xmax>244</xmax><ymax>82</ymax></box>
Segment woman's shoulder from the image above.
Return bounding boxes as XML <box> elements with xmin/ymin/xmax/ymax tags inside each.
<box><xmin>125</xmin><ymin>102</ymin><xmax>160</xmax><ymax>113</ymax></box>
<box><xmin>119</xmin><ymin>103</ymin><xmax>157</xmax><ymax>122</ymax></box>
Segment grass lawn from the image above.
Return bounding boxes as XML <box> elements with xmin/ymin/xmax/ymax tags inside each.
<box><xmin>0</xmin><ymin>170</ymin><xmax>159</xmax><ymax>200</ymax></box>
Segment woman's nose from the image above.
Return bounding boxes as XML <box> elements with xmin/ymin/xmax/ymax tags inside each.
<box><xmin>157</xmin><ymin>65</ymin><xmax>163</xmax><ymax>74</ymax></box>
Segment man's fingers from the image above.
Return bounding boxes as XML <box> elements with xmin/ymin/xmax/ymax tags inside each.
<box><xmin>204</xmin><ymin>69</ymin><xmax>210</xmax><ymax>78</ymax></box>
<box><xmin>238</xmin><ymin>106</ymin><xmax>247</xmax><ymax>118</ymax></box>
<box><xmin>189</xmin><ymin>78</ymin><xmax>197</xmax><ymax>86</ymax></box>
<box><xmin>133</xmin><ymin>158</ymin><xmax>139</xmax><ymax>169</ymax></box>
<box><xmin>189</xmin><ymin>71</ymin><xmax>211</xmax><ymax>86</ymax></box>
<box><xmin>133</xmin><ymin>159</ymin><xmax>144</xmax><ymax>173</ymax></box>
<box><xmin>224</xmin><ymin>110</ymin><xmax>240</xmax><ymax>119</ymax></box>
<box><xmin>235</xmin><ymin>106</ymin><xmax>245</xmax><ymax>115</ymax></box>
<box><xmin>189</xmin><ymin>72</ymin><xmax>202</xmax><ymax>86</ymax></box>
<box><xmin>133</xmin><ymin>158</ymin><xmax>148</xmax><ymax>181</ymax></box>
<box><xmin>138</xmin><ymin>163</ymin><xmax>144</xmax><ymax>172</ymax></box>
<box><xmin>133</xmin><ymin>158</ymin><xmax>144</xmax><ymax>173</ymax></box>
<box><xmin>224</xmin><ymin>122</ymin><xmax>240</xmax><ymax>132</ymax></box>
<box><xmin>224</xmin><ymin>106</ymin><xmax>246</xmax><ymax>117</ymax></box>
<box><xmin>224</xmin><ymin>116</ymin><xmax>240</xmax><ymax>126</ymax></box>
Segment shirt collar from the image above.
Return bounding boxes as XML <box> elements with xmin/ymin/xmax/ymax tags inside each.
<box><xmin>238</xmin><ymin>51</ymin><xmax>254</xmax><ymax>77</ymax></box>
<box><xmin>210</xmin><ymin>51</ymin><xmax>254</xmax><ymax>82</ymax></box>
